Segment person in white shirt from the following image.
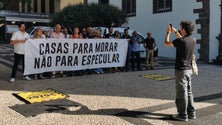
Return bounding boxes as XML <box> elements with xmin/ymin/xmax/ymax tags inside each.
<box><xmin>9</xmin><ymin>23</ymin><xmax>32</xmax><ymax>83</ymax></box>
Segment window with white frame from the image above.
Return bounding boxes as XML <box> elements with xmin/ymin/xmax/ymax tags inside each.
<box><xmin>122</xmin><ymin>0</ymin><xmax>136</xmax><ymax>17</ymax></box>
<box><xmin>153</xmin><ymin>0</ymin><xmax>172</xmax><ymax>14</ymax></box>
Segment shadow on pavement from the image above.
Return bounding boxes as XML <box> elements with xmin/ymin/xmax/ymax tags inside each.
<box><xmin>9</xmin><ymin>98</ymin><xmax>172</xmax><ymax>125</ymax></box>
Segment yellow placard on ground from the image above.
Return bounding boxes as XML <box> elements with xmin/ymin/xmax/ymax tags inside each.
<box><xmin>15</xmin><ymin>89</ymin><xmax>68</xmax><ymax>104</ymax></box>
<box><xmin>141</xmin><ymin>74</ymin><xmax>174</xmax><ymax>81</ymax></box>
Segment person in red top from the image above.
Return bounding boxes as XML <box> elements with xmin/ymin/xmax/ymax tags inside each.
<box><xmin>70</xmin><ymin>27</ymin><xmax>82</xmax><ymax>39</ymax></box>
<box><xmin>70</xmin><ymin>27</ymin><xmax>84</xmax><ymax>76</ymax></box>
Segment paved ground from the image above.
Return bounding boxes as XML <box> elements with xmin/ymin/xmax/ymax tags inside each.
<box><xmin>0</xmin><ymin>44</ymin><xmax>221</xmax><ymax>125</ymax></box>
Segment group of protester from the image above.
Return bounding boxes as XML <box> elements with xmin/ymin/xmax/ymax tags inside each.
<box><xmin>9</xmin><ymin>23</ymin><xmax>157</xmax><ymax>82</ymax></box>
<box><xmin>8</xmin><ymin>20</ymin><xmax>197</xmax><ymax>122</ymax></box>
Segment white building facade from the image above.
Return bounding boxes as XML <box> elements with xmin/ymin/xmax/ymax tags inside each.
<box><xmin>87</xmin><ymin>0</ymin><xmax>221</xmax><ymax>63</ymax></box>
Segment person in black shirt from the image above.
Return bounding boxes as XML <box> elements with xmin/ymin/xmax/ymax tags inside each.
<box><xmin>104</xmin><ymin>26</ymin><xmax>115</xmax><ymax>73</ymax></box>
<box><xmin>164</xmin><ymin>21</ymin><xmax>196</xmax><ymax>122</ymax></box>
<box><xmin>121</xmin><ymin>29</ymin><xmax>132</xmax><ymax>71</ymax></box>
<box><xmin>144</xmin><ymin>32</ymin><xmax>156</xmax><ymax>70</ymax></box>
<box><xmin>81</xmin><ymin>26</ymin><xmax>94</xmax><ymax>75</ymax></box>
<box><xmin>104</xmin><ymin>26</ymin><xmax>114</xmax><ymax>38</ymax></box>
<box><xmin>83</xmin><ymin>26</ymin><xmax>94</xmax><ymax>39</ymax></box>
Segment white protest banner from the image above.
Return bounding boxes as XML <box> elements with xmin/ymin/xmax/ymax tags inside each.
<box><xmin>24</xmin><ymin>38</ymin><xmax>128</xmax><ymax>75</ymax></box>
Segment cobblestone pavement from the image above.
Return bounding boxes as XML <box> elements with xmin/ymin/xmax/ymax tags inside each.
<box><xmin>0</xmin><ymin>44</ymin><xmax>221</xmax><ymax>125</ymax></box>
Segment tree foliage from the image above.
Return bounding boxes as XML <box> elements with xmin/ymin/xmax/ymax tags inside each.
<box><xmin>52</xmin><ymin>3</ymin><xmax>128</xmax><ymax>28</ymax></box>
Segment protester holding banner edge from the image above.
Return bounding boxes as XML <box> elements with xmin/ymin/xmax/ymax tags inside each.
<box><xmin>9</xmin><ymin>23</ymin><xmax>32</xmax><ymax>83</ymax></box>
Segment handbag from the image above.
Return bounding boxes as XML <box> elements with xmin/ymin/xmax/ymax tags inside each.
<box><xmin>191</xmin><ymin>54</ymin><xmax>198</xmax><ymax>75</ymax></box>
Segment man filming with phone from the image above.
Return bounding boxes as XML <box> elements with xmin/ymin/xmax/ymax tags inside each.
<box><xmin>164</xmin><ymin>21</ymin><xmax>196</xmax><ymax>122</ymax></box>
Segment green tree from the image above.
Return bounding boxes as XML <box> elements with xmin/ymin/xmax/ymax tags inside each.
<box><xmin>52</xmin><ymin>3</ymin><xmax>128</xmax><ymax>28</ymax></box>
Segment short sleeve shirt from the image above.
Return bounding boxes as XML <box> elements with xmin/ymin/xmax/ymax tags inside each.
<box><xmin>172</xmin><ymin>35</ymin><xmax>196</xmax><ymax>70</ymax></box>
<box><xmin>50</xmin><ymin>32</ymin><xmax>65</xmax><ymax>39</ymax></box>
<box><xmin>144</xmin><ymin>37</ymin><xmax>155</xmax><ymax>50</ymax></box>
<box><xmin>130</xmin><ymin>36</ymin><xmax>140</xmax><ymax>52</ymax></box>
<box><xmin>11</xmin><ymin>31</ymin><xmax>30</xmax><ymax>54</ymax></box>
<box><xmin>104</xmin><ymin>33</ymin><xmax>114</xmax><ymax>38</ymax></box>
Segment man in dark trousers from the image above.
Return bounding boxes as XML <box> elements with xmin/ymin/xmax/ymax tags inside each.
<box><xmin>9</xmin><ymin>23</ymin><xmax>32</xmax><ymax>83</ymax></box>
<box><xmin>130</xmin><ymin>31</ymin><xmax>141</xmax><ymax>71</ymax></box>
<box><xmin>164</xmin><ymin>21</ymin><xmax>196</xmax><ymax>122</ymax></box>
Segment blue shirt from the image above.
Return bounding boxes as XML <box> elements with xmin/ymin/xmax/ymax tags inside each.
<box><xmin>130</xmin><ymin>36</ymin><xmax>140</xmax><ymax>52</ymax></box>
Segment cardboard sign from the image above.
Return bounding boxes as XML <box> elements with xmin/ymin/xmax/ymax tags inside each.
<box><xmin>15</xmin><ymin>89</ymin><xmax>68</xmax><ymax>104</ymax></box>
<box><xmin>141</xmin><ymin>74</ymin><xmax>174</xmax><ymax>81</ymax></box>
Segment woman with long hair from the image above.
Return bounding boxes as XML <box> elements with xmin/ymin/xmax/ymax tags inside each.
<box><xmin>33</xmin><ymin>28</ymin><xmax>45</xmax><ymax>79</ymax></box>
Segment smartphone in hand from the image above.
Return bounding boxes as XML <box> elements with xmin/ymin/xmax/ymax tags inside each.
<box><xmin>169</xmin><ymin>24</ymin><xmax>172</xmax><ymax>30</ymax></box>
